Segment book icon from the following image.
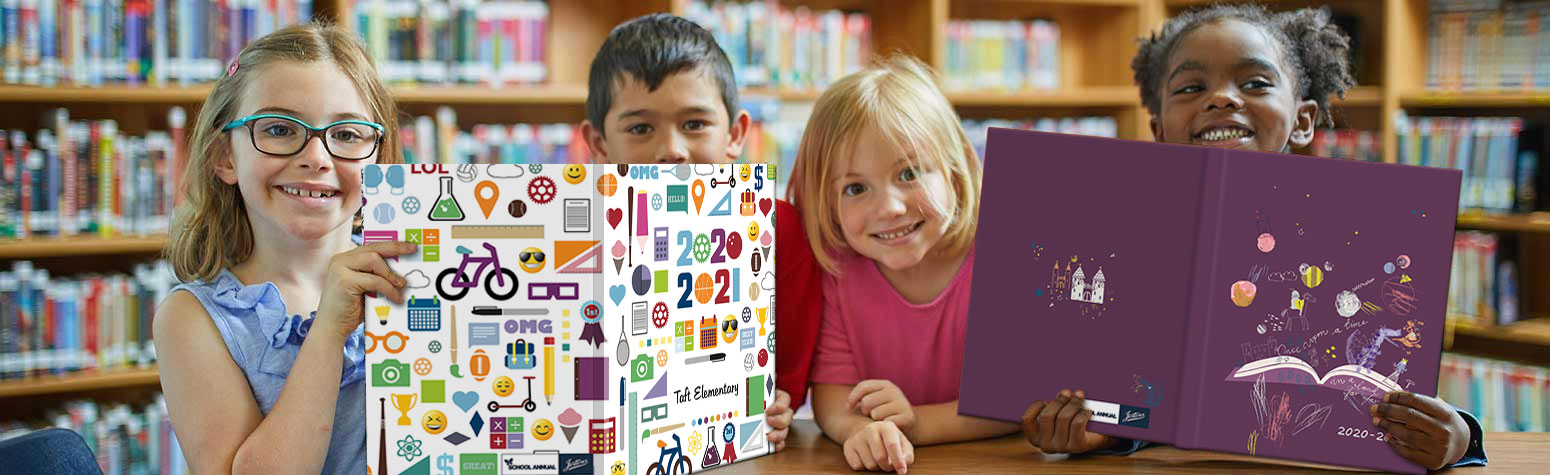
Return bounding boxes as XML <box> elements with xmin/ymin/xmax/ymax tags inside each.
<box><xmin>1225</xmin><ymin>356</ymin><xmax>1403</xmax><ymax>395</ymax></box>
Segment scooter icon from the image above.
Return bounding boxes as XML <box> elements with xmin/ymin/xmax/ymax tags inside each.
<box><xmin>487</xmin><ymin>376</ymin><xmax>538</xmax><ymax>412</ymax></box>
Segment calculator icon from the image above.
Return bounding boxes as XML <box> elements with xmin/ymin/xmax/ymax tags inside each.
<box><xmin>654</xmin><ymin>227</ymin><xmax>668</xmax><ymax>261</ymax></box>
<box><xmin>407</xmin><ymin>296</ymin><xmax>441</xmax><ymax>332</ymax></box>
<box><xmin>589</xmin><ymin>418</ymin><xmax>616</xmax><ymax>454</ymax></box>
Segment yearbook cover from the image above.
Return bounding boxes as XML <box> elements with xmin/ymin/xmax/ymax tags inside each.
<box><xmin>959</xmin><ymin>128</ymin><xmax>1461</xmax><ymax>474</ymax></box>
<box><xmin>365</xmin><ymin>163</ymin><xmax>778</xmax><ymax>475</ymax></box>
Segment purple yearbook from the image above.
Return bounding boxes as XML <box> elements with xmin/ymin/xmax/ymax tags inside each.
<box><xmin>958</xmin><ymin>128</ymin><xmax>1461</xmax><ymax>474</ymax></box>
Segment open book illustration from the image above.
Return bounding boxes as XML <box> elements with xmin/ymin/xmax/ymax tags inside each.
<box><xmin>365</xmin><ymin>164</ymin><xmax>777</xmax><ymax>475</ymax></box>
<box><xmin>958</xmin><ymin>129</ymin><xmax>1459</xmax><ymax>474</ymax></box>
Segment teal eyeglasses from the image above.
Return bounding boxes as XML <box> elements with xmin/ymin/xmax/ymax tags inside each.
<box><xmin>222</xmin><ymin>114</ymin><xmax>385</xmax><ymax>160</ymax></box>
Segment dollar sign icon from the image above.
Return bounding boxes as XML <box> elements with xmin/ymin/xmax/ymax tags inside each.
<box><xmin>437</xmin><ymin>454</ymin><xmax>454</xmax><ymax>475</ymax></box>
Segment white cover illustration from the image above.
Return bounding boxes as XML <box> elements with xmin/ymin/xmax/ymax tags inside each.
<box><xmin>365</xmin><ymin>163</ymin><xmax>777</xmax><ymax>475</ymax></box>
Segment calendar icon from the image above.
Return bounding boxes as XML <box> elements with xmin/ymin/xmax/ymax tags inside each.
<box><xmin>407</xmin><ymin>296</ymin><xmax>441</xmax><ymax>332</ymax></box>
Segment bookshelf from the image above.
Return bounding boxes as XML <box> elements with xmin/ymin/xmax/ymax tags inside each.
<box><xmin>2</xmin><ymin>0</ymin><xmax>1550</xmax><ymax>440</ymax></box>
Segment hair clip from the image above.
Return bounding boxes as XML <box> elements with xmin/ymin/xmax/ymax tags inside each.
<box><xmin>226</xmin><ymin>58</ymin><xmax>241</xmax><ymax>78</ymax></box>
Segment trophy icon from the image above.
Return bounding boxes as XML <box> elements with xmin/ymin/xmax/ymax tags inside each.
<box><xmin>756</xmin><ymin>307</ymin><xmax>768</xmax><ymax>336</ymax></box>
<box><xmin>392</xmin><ymin>393</ymin><xmax>417</xmax><ymax>426</ymax></box>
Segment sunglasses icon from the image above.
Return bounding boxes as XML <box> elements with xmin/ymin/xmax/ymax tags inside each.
<box><xmin>365</xmin><ymin>331</ymin><xmax>409</xmax><ymax>354</ymax></box>
<box><xmin>519</xmin><ymin>251</ymin><xmax>545</xmax><ymax>262</ymax></box>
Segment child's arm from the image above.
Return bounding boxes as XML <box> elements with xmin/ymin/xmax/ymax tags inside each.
<box><xmin>1021</xmin><ymin>389</ymin><xmax>1135</xmax><ymax>455</ymax></box>
<box><xmin>897</xmin><ymin>400</ymin><xmax>1019</xmax><ymax>446</ymax></box>
<box><xmin>814</xmin><ymin>383</ymin><xmax>914</xmax><ymax>473</ymax></box>
<box><xmin>155</xmin><ymin>291</ymin><xmax>346</xmax><ymax>473</ymax></box>
<box><xmin>1372</xmin><ymin>391</ymin><xmax>1487</xmax><ymax>469</ymax></box>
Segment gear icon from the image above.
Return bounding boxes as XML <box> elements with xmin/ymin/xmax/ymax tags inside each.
<box><xmin>401</xmin><ymin>196</ymin><xmax>421</xmax><ymax>214</ymax></box>
<box><xmin>692</xmin><ymin>233</ymin><xmax>712</xmax><ymax>263</ymax></box>
<box><xmin>528</xmin><ymin>163</ymin><xmax>544</xmax><ymax>174</ymax></box>
<box><xmin>656</xmin><ymin>349</ymin><xmax>668</xmax><ymax>367</ymax></box>
<box><xmin>528</xmin><ymin>176</ymin><xmax>557</xmax><ymax>204</ymax></box>
<box><xmin>766</xmin><ymin>332</ymin><xmax>776</xmax><ymax>352</ymax></box>
<box><xmin>652</xmin><ymin>302</ymin><xmax>670</xmax><ymax>328</ymax></box>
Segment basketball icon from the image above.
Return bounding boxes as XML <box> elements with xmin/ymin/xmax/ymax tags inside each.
<box><xmin>694</xmin><ymin>273</ymin><xmax>715</xmax><ymax>304</ymax></box>
<box><xmin>597</xmin><ymin>173</ymin><xmax>618</xmax><ymax>196</ymax></box>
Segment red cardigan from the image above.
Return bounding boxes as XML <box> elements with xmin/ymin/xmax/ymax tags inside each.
<box><xmin>774</xmin><ymin>199</ymin><xmax>822</xmax><ymax>409</ymax></box>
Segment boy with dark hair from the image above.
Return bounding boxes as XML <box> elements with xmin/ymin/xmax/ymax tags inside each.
<box><xmin>580</xmin><ymin>13</ymin><xmax>825</xmax><ymax>455</ymax></box>
<box><xmin>581</xmin><ymin>13</ymin><xmax>749</xmax><ymax>164</ymax></box>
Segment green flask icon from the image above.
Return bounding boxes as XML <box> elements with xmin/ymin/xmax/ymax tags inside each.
<box><xmin>428</xmin><ymin>176</ymin><xmax>465</xmax><ymax>221</ymax></box>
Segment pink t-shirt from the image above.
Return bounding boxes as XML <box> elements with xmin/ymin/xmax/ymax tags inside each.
<box><xmin>810</xmin><ymin>248</ymin><xmax>975</xmax><ymax>405</ymax></box>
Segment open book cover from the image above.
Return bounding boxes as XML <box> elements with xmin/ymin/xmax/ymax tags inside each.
<box><xmin>365</xmin><ymin>164</ymin><xmax>777</xmax><ymax>475</ymax></box>
<box><xmin>958</xmin><ymin>129</ymin><xmax>1460</xmax><ymax>474</ymax></box>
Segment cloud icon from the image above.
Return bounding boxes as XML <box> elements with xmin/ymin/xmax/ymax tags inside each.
<box><xmin>487</xmin><ymin>164</ymin><xmax>525</xmax><ymax>179</ymax></box>
<box><xmin>694</xmin><ymin>164</ymin><xmax>717</xmax><ymax>176</ymax></box>
<box><xmin>761</xmin><ymin>271</ymin><xmax>775</xmax><ymax>290</ymax></box>
<box><xmin>404</xmin><ymin>269</ymin><xmax>432</xmax><ymax>289</ymax></box>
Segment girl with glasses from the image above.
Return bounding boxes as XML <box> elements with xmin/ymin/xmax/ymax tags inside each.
<box><xmin>155</xmin><ymin>23</ymin><xmax>415</xmax><ymax>474</ymax></box>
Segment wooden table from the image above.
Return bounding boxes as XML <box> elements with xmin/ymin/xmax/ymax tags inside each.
<box><xmin>714</xmin><ymin>420</ymin><xmax>1547</xmax><ymax>474</ymax></box>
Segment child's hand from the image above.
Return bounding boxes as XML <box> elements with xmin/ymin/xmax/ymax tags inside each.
<box><xmin>848</xmin><ymin>380</ymin><xmax>916</xmax><ymax>433</ymax></box>
<box><xmin>842</xmin><ymin>420</ymin><xmax>914</xmax><ymax>474</ymax></box>
<box><xmin>765</xmin><ymin>389</ymin><xmax>794</xmax><ymax>451</ymax></box>
<box><xmin>1021</xmin><ymin>389</ymin><xmax>1113</xmax><ymax>455</ymax></box>
<box><xmin>316</xmin><ymin>241</ymin><xmax>417</xmax><ymax>340</ymax></box>
<box><xmin>1371</xmin><ymin>391</ymin><xmax>1471</xmax><ymax>470</ymax></box>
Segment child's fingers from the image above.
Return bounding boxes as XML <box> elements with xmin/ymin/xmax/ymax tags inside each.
<box><xmin>1020</xmin><ymin>400</ymin><xmax>1047</xmax><ymax>448</ymax></box>
<box><xmin>340</xmin><ymin>248</ymin><xmax>407</xmax><ymax>290</ymax></box>
<box><xmin>1371</xmin><ymin>402</ymin><xmax>1446</xmax><ymax>438</ymax></box>
<box><xmin>882</xmin><ymin>428</ymin><xmax>908</xmax><ymax>475</ymax></box>
<box><xmin>848</xmin><ymin>381</ymin><xmax>886</xmax><ymax>409</ymax></box>
<box><xmin>869</xmin><ymin>399</ymin><xmax>906</xmax><ymax>421</ymax></box>
<box><xmin>765</xmin><ymin>409</ymin><xmax>792</xmax><ymax>429</ymax></box>
<box><xmin>1054</xmin><ymin>393</ymin><xmax>1085</xmax><ymax>451</ymax></box>
<box><xmin>357</xmin><ymin>273</ymin><xmax>406</xmax><ymax>303</ymax></box>
<box><xmin>865</xmin><ymin>429</ymin><xmax>890</xmax><ymax>471</ymax></box>
<box><xmin>844</xmin><ymin>443</ymin><xmax>864</xmax><ymax>471</ymax></box>
<box><xmin>1384</xmin><ymin>392</ymin><xmax>1454</xmax><ymax>420</ymax></box>
<box><xmin>1036</xmin><ymin>395</ymin><xmax>1067</xmax><ymax>450</ymax></box>
<box><xmin>773</xmin><ymin>389</ymin><xmax>792</xmax><ymax>408</ymax></box>
<box><xmin>1070</xmin><ymin>408</ymin><xmax>1094</xmax><ymax>451</ymax></box>
<box><xmin>1385</xmin><ymin>430</ymin><xmax>1442</xmax><ymax>469</ymax></box>
<box><xmin>358</xmin><ymin>240</ymin><xmax>420</xmax><ymax>258</ymax></box>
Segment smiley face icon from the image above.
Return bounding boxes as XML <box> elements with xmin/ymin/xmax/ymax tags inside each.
<box><xmin>519</xmin><ymin>247</ymin><xmax>545</xmax><ymax>273</ymax></box>
<box><xmin>493</xmin><ymin>375</ymin><xmax>515</xmax><ymax>397</ymax></box>
<box><xmin>423</xmin><ymin>410</ymin><xmax>447</xmax><ymax>435</ymax></box>
<box><xmin>746</xmin><ymin>221</ymin><xmax>759</xmax><ymax>242</ymax></box>
<box><xmin>721</xmin><ymin>315</ymin><xmax>739</xmax><ymax>344</ymax></box>
<box><xmin>563</xmin><ymin>164</ymin><xmax>587</xmax><ymax>185</ymax></box>
<box><xmin>738</xmin><ymin>164</ymin><xmax>751</xmax><ymax>181</ymax></box>
<box><xmin>532</xmin><ymin>418</ymin><xmax>554</xmax><ymax>441</ymax></box>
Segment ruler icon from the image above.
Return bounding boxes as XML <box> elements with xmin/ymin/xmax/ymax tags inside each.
<box><xmin>450</xmin><ymin>224</ymin><xmax>545</xmax><ymax>239</ymax></box>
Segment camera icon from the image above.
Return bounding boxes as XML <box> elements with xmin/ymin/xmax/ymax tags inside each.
<box><xmin>630</xmin><ymin>353</ymin><xmax>654</xmax><ymax>383</ymax></box>
<box><xmin>372</xmin><ymin>359</ymin><xmax>411</xmax><ymax>387</ymax></box>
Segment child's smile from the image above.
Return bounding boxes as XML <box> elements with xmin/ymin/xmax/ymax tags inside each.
<box><xmin>1153</xmin><ymin>19</ymin><xmax>1317</xmax><ymax>152</ymax></box>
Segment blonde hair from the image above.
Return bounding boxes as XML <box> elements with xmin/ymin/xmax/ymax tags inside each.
<box><xmin>167</xmin><ymin>22</ymin><xmax>402</xmax><ymax>283</ymax></box>
<box><xmin>787</xmin><ymin>54</ymin><xmax>982</xmax><ymax>275</ymax></box>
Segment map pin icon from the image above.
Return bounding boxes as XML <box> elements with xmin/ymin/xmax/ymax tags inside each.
<box><xmin>475</xmin><ymin>180</ymin><xmax>499</xmax><ymax>219</ymax></box>
<box><xmin>692</xmin><ymin>179</ymin><xmax>706</xmax><ymax>214</ymax></box>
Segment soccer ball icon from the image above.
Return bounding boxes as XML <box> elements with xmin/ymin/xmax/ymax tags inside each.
<box><xmin>402</xmin><ymin>196</ymin><xmax>421</xmax><ymax>214</ymax></box>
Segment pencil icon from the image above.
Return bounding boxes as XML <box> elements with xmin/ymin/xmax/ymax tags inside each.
<box><xmin>544</xmin><ymin>336</ymin><xmax>555</xmax><ymax>405</ymax></box>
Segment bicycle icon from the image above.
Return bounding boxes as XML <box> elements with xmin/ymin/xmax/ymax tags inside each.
<box><xmin>437</xmin><ymin>242</ymin><xmax>520</xmax><ymax>301</ymax></box>
<box><xmin>646</xmin><ymin>433</ymin><xmax>693</xmax><ymax>475</ymax></box>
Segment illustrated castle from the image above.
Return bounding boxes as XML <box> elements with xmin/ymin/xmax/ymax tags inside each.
<box><xmin>1051</xmin><ymin>262</ymin><xmax>1105</xmax><ymax>304</ymax></box>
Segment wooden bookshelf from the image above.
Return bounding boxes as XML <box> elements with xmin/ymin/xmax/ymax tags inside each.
<box><xmin>0</xmin><ymin>85</ymin><xmax>210</xmax><ymax>104</ymax></box>
<box><xmin>1456</xmin><ymin>211</ymin><xmax>1550</xmax><ymax>234</ymax></box>
<box><xmin>0</xmin><ymin>368</ymin><xmax>161</xmax><ymax>399</ymax></box>
<box><xmin>0</xmin><ymin>236</ymin><xmax>167</xmax><ymax>260</ymax></box>
<box><xmin>1448</xmin><ymin>318</ymin><xmax>1550</xmax><ymax>367</ymax></box>
<box><xmin>1400</xmin><ymin>91</ymin><xmax>1550</xmax><ymax>108</ymax></box>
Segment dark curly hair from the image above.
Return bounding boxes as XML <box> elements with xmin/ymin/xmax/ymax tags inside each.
<box><xmin>1131</xmin><ymin>4</ymin><xmax>1356</xmax><ymax>128</ymax></box>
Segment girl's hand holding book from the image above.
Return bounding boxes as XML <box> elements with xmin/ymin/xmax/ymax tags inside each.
<box><xmin>1021</xmin><ymin>389</ymin><xmax>1115</xmax><ymax>455</ymax></box>
<box><xmin>316</xmin><ymin>241</ymin><xmax>418</xmax><ymax>340</ymax></box>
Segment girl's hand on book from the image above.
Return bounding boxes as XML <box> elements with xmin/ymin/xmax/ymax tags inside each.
<box><xmin>765</xmin><ymin>389</ymin><xmax>794</xmax><ymax>451</ymax></box>
<box><xmin>843</xmin><ymin>420</ymin><xmax>914</xmax><ymax>474</ymax></box>
<box><xmin>316</xmin><ymin>241</ymin><xmax>417</xmax><ymax>340</ymax></box>
<box><xmin>1371</xmin><ymin>391</ymin><xmax>1471</xmax><ymax>470</ymax></box>
<box><xmin>1021</xmin><ymin>389</ymin><xmax>1113</xmax><ymax>455</ymax></box>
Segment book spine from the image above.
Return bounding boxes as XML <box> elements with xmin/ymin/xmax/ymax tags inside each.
<box><xmin>1175</xmin><ymin>147</ymin><xmax>1230</xmax><ymax>449</ymax></box>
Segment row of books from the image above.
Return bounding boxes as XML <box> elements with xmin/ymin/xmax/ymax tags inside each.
<box><xmin>0</xmin><ymin>107</ymin><xmax>184</xmax><ymax>239</ymax></box>
<box><xmin>0</xmin><ymin>260</ymin><xmax>176</xmax><ymax>380</ymax></box>
<box><xmin>684</xmin><ymin>0</ymin><xmax>870</xmax><ymax>90</ymax></box>
<box><xmin>348</xmin><ymin>0</ymin><xmax>548</xmax><ymax>86</ymax></box>
<box><xmin>961</xmin><ymin>117</ymin><xmax>1117</xmax><ymax>161</ymax></box>
<box><xmin>398</xmin><ymin>107</ymin><xmax>580</xmax><ymax>165</ymax></box>
<box><xmin>1395</xmin><ymin>114</ymin><xmax>1536</xmax><ymax>212</ymax></box>
<box><xmin>943</xmin><ymin>19</ymin><xmax>1060</xmax><ymax>92</ymax></box>
<box><xmin>1440</xmin><ymin>353</ymin><xmax>1549</xmax><ymax>432</ymax></box>
<box><xmin>0</xmin><ymin>395</ymin><xmax>186</xmax><ymax>474</ymax></box>
<box><xmin>1448</xmin><ymin>231</ymin><xmax>1524</xmax><ymax>327</ymax></box>
<box><xmin>1427</xmin><ymin>0</ymin><xmax>1550</xmax><ymax>91</ymax></box>
<box><xmin>1310</xmin><ymin>128</ymin><xmax>1382</xmax><ymax>162</ymax></box>
<box><xmin>0</xmin><ymin>0</ymin><xmax>313</xmax><ymax>87</ymax></box>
